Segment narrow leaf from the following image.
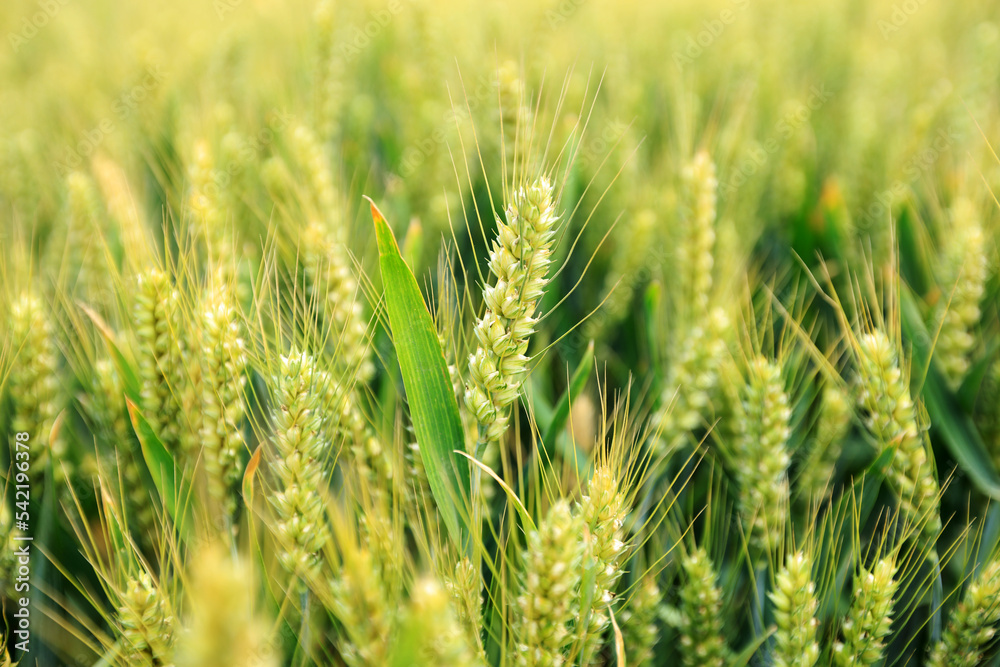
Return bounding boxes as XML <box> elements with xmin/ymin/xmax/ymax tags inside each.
<box><xmin>126</xmin><ymin>397</ymin><xmax>192</xmax><ymax>538</ymax></box>
<box><xmin>543</xmin><ymin>340</ymin><xmax>595</xmax><ymax>446</ymax></box>
<box><xmin>368</xmin><ymin>198</ymin><xmax>472</xmax><ymax>553</ymax></box>
<box><xmin>458</xmin><ymin>451</ymin><xmax>535</xmax><ymax>532</ymax></box>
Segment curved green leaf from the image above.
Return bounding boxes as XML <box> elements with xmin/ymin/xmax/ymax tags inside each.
<box><xmin>368</xmin><ymin>198</ymin><xmax>472</xmax><ymax>554</ymax></box>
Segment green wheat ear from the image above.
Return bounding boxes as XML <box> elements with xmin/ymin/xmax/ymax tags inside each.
<box><xmin>578</xmin><ymin>466</ymin><xmax>629</xmax><ymax>658</ymax></box>
<box><xmin>935</xmin><ymin>197</ymin><xmax>987</xmax><ymax>389</ymax></box>
<box><xmin>834</xmin><ymin>556</ymin><xmax>898</xmax><ymax>667</ymax></box>
<box><xmin>465</xmin><ymin>176</ymin><xmax>559</xmax><ymax>452</ymax></box>
<box><xmin>513</xmin><ymin>500</ymin><xmax>585</xmax><ymax>666</ymax></box>
<box><xmin>770</xmin><ymin>550</ymin><xmax>820</xmax><ymax>667</ymax></box>
<box><xmin>735</xmin><ymin>356</ymin><xmax>791</xmax><ymax>555</ymax></box>
<box><xmin>268</xmin><ymin>350</ymin><xmax>332</xmax><ymax>584</ymax></box>
<box><xmin>133</xmin><ymin>268</ymin><xmax>185</xmax><ymax>455</ymax></box>
<box><xmin>855</xmin><ymin>331</ymin><xmax>941</xmax><ymax>551</ymax></box>
<box><xmin>621</xmin><ymin>574</ymin><xmax>661</xmax><ymax>667</ymax></box>
<box><xmin>9</xmin><ymin>291</ymin><xmax>64</xmax><ymax>483</ymax></box>
<box><xmin>198</xmin><ymin>284</ymin><xmax>247</xmax><ymax>522</ymax></box>
<box><xmin>927</xmin><ymin>560</ymin><xmax>1000</xmax><ymax>667</ymax></box>
<box><xmin>679</xmin><ymin>548</ymin><xmax>730</xmax><ymax>667</ymax></box>
<box><xmin>115</xmin><ymin>571</ymin><xmax>174</xmax><ymax>666</ymax></box>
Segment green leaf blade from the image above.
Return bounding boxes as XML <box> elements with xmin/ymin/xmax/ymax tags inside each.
<box><xmin>368</xmin><ymin>198</ymin><xmax>472</xmax><ymax>554</ymax></box>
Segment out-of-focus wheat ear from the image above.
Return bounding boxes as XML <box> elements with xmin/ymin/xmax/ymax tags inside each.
<box><xmin>770</xmin><ymin>551</ymin><xmax>819</xmax><ymax>667</ymax></box>
<box><xmin>577</xmin><ymin>466</ymin><xmax>629</xmax><ymax>659</ymax></box>
<box><xmin>301</xmin><ymin>220</ymin><xmax>374</xmax><ymax>385</ymax></box>
<box><xmin>927</xmin><ymin>560</ymin><xmax>1000</xmax><ymax>667</ymax></box>
<box><xmin>198</xmin><ymin>284</ymin><xmax>247</xmax><ymax>523</ymax></box>
<box><xmin>855</xmin><ymin>330</ymin><xmax>941</xmax><ymax>551</ymax></box>
<box><xmin>404</xmin><ymin>577</ymin><xmax>483</xmax><ymax>666</ymax></box>
<box><xmin>133</xmin><ymin>268</ymin><xmax>185</xmax><ymax>454</ymax></box>
<box><xmin>446</xmin><ymin>556</ymin><xmax>484</xmax><ymax>657</ymax></box>
<box><xmin>9</xmin><ymin>290</ymin><xmax>66</xmax><ymax>485</ymax></box>
<box><xmin>496</xmin><ymin>60</ymin><xmax>532</xmax><ymax>174</ymax></box>
<box><xmin>621</xmin><ymin>574</ymin><xmax>661</xmax><ymax>667</ymax></box>
<box><xmin>116</xmin><ymin>571</ymin><xmax>175</xmax><ymax>666</ymax></box>
<box><xmin>328</xmin><ymin>546</ymin><xmax>394</xmax><ymax>667</ymax></box>
<box><xmin>652</xmin><ymin>306</ymin><xmax>729</xmax><ymax>455</ymax></box>
<box><xmin>291</xmin><ymin>124</ymin><xmax>337</xmax><ymax>231</ymax></box>
<box><xmin>465</xmin><ymin>177</ymin><xmax>558</xmax><ymax>453</ymax></box>
<box><xmin>512</xmin><ymin>500</ymin><xmax>585</xmax><ymax>666</ymax></box>
<box><xmin>678</xmin><ymin>548</ymin><xmax>730</xmax><ymax>667</ymax></box>
<box><xmin>62</xmin><ymin>170</ymin><xmax>106</xmax><ymax>299</ymax></box>
<box><xmin>935</xmin><ymin>197</ymin><xmax>986</xmax><ymax>389</ymax></box>
<box><xmin>833</xmin><ymin>556</ymin><xmax>898</xmax><ymax>667</ymax></box>
<box><xmin>175</xmin><ymin>545</ymin><xmax>278</xmax><ymax>667</ymax></box>
<box><xmin>312</xmin><ymin>0</ymin><xmax>342</xmax><ymax>144</ymax></box>
<box><xmin>798</xmin><ymin>384</ymin><xmax>852</xmax><ymax>501</ymax></box>
<box><xmin>268</xmin><ymin>350</ymin><xmax>332</xmax><ymax>585</ymax></box>
<box><xmin>677</xmin><ymin>150</ymin><xmax>718</xmax><ymax>320</ymax></box>
<box><xmin>735</xmin><ymin>356</ymin><xmax>791</xmax><ymax>555</ymax></box>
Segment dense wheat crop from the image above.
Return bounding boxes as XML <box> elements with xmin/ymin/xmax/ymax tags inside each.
<box><xmin>3</xmin><ymin>0</ymin><xmax>1000</xmax><ymax>664</ymax></box>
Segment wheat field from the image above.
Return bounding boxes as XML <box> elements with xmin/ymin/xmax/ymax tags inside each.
<box><xmin>3</xmin><ymin>0</ymin><xmax>1000</xmax><ymax>665</ymax></box>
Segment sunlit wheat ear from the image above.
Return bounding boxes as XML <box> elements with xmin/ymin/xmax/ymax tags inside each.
<box><xmin>175</xmin><ymin>545</ymin><xmax>278</xmax><ymax>667</ymax></box>
<box><xmin>133</xmin><ymin>268</ymin><xmax>186</xmax><ymax>454</ymax></box>
<box><xmin>198</xmin><ymin>284</ymin><xmax>247</xmax><ymax>522</ymax></box>
<box><xmin>9</xmin><ymin>290</ymin><xmax>66</xmax><ymax>484</ymax></box>
<box><xmin>300</xmin><ymin>221</ymin><xmax>374</xmax><ymax>384</ymax></box>
<box><xmin>678</xmin><ymin>150</ymin><xmax>718</xmax><ymax>319</ymax></box>
<box><xmin>513</xmin><ymin>500</ymin><xmax>585</xmax><ymax>666</ymax></box>
<box><xmin>578</xmin><ymin>466</ymin><xmax>629</xmax><ymax>657</ymax></box>
<box><xmin>833</xmin><ymin>556</ymin><xmax>898</xmax><ymax>667</ymax></box>
<box><xmin>735</xmin><ymin>356</ymin><xmax>791</xmax><ymax>555</ymax></box>
<box><xmin>935</xmin><ymin>197</ymin><xmax>986</xmax><ymax>389</ymax></box>
<box><xmin>927</xmin><ymin>559</ymin><xmax>1000</xmax><ymax>667</ymax></box>
<box><xmin>405</xmin><ymin>577</ymin><xmax>482</xmax><ymax>666</ymax></box>
<box><xmin>268</xmin><ymin>349</ymin><xmax>332</xmax><ymax>584</ymax></box>
<box><xmin>116</xmin><ymin>571</ymin><xmax>175</xmax><ymax>666</ymax></box>
<box><xmin>465</xmin><ymin>176</ymin><xmax>558</xmax><ymax>453</ymax></box>
<box><xmin>328</xmin><ymin>546</ymin><xmax>394</xmax><ymax>667</ymax></box>
<box><xmin>855</xmin><ymin>330</ymin><xmax>941</xmax><ymax>550</ymax></box>
<box><xmin>798</xmin><ymin>384</ymin><xmax>852</xmax><ymax>501</ymax></box>
<box><xmin>770</xmin><ymin>550</ymin><xmax>820</xmax><ymax>667</ymax></box>
<box><xmin>678</xmin><ymin>548</ymin><xmax>730</xmax><ymax>667</ymax></box>
<box><xmin>621</xmin><ymin>575</ymin><xmax>661</xmax><ymax>667</ymax></box>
